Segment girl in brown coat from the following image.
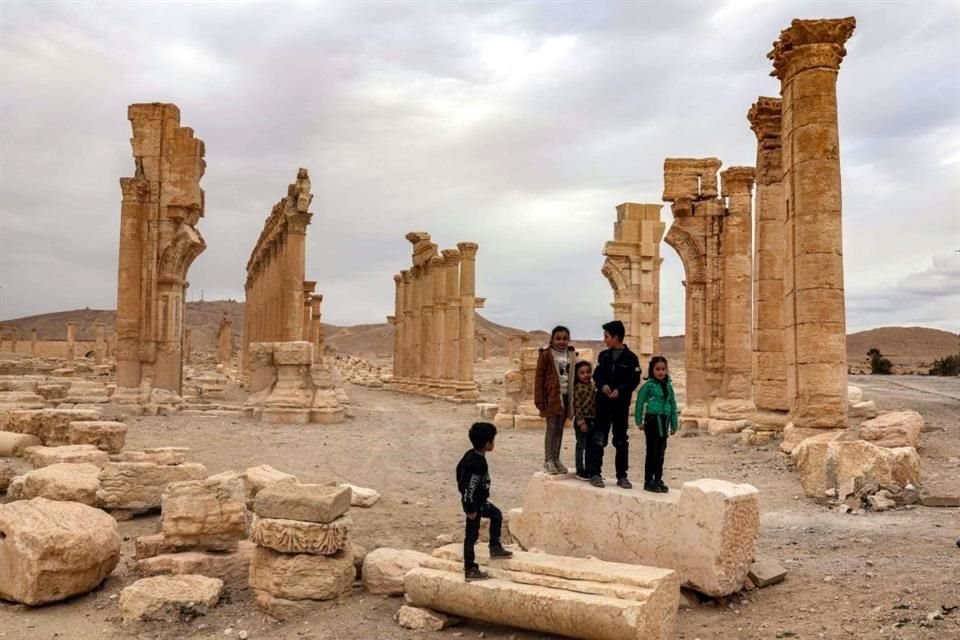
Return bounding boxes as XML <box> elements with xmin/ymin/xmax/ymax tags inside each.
<box><xmin>534</xmin><ymin>326</ymin><xmax>576</xmax><ymax>474</ymax></box>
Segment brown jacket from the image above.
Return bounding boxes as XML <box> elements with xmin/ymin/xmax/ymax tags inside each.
<box><xmin>534</xmin><ymin>346</ymin><xmax>577</xmax><ymax>419</ymax></box>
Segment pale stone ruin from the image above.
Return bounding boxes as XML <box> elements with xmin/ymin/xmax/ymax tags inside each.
<box><xmin>494</xmin><ymin>347</ymin><xmax>546</xmax><ymax>430</ymax></box>
<box><xmin>113</xmin><ymin>103</ymin><xmax>206</xmax><ymax>410</ymax></box>
<box><xmin>506</xmin><ymin>332</ymin><xmax>530</xmax><ymax>362</ymax></box>
<box><xmin>216</xmin><ymin>316</ymin><xmax>233</xmax><ymax>365</ymax></box>
<box><xmin>388</xmin><ymin>233</ymin><xmax>482</xmax><ymax>401</ymax></box>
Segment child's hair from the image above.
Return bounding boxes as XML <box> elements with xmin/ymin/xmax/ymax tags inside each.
<box><xmin>574</xmin><ymin>360</ymin><xmax>592</xmax><ymax>379</ymax></box>
<box><xmin>647</xmin><ymin>355</ymin><xmax>669</xmax><ymax>379</ymax></box>
<box><xmin>602</xmin><ymin>320</ymin><xmax>625</xmax><ymax>341</ymax></box>
<box><xmin>550</xmin><ymin>326</ymin><xmax>570</xmax><ymax>341</ymax></box>
<box><xmin>468</xmin><ymin>422</ymin><xmax>497</xmax><ymax>449</ymax></box>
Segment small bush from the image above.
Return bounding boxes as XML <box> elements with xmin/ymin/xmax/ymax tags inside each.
<box><xmin>867</xmin><ymin>348</ymin><xmax>893</xmax><ymax>375</ymax></box>
<box><xmin>929</xmin><ymin>354</ymin><xmax>960</xmax><ymax>377</ymax></box>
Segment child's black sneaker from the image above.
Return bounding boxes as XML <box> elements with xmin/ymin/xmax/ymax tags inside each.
<box><xmin>589</xmin><ymin>475</ymin><xmax>605</xmax><ymax>488</ymax></box>
<box><xmin>643</xmin><ymin>482</ymin><xmax>659</xmax><ymax>493</ymax></box>
<box><xmin>489</xmin><ymin>545</ymin><xmax>513</xmax><ymax>559</ymax></box>
<box><xmin>656</xmin><ymin>481</ymin><xmax>669</xmax><ymax>493</ymax></box>
<box><xmin>617</xmin><ymin>477</ymin><xmax>633</xmax><ymax>490</ymax></box>
<box><xmin>464</xmin><ymin>567</ymin><xmax>489</xmax><ymax>581</ymax></box>
<box><xmin>575</xmin><ymin>473</ymin><xmax>591</xmax><ymax>482</ymax></box>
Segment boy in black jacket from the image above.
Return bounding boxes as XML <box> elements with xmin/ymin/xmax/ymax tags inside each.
<box><xmin>588</xmin><ymin>320</ymin><xmax>641</xmax><ymax>489</ymax></box>
<box><xmin>456</xmin><ymin>422</ymin><xmax>513</xmax><ymax>581</ymax></box>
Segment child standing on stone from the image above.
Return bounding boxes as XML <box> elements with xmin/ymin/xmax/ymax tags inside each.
<box><xmin>534</xmin><ymin>326</ymin><xmax>576</xmax><ymax>475</ymax></box>
<box><xmin>456</xmin><ymin>422</ymin><xmax>514</xmax><ymax>581</ymax></box>
<box><xmin>571</xmin><ymin>360</ymin><xmax>596</xmax><ymax>480</ymax></box>
<box><xmin>634</xmin><ymin>356</ymin><xmax>679</xmax><ymax>493</ymax></box>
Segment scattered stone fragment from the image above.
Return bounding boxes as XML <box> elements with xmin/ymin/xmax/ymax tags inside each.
<box><xmin>706</xmin><ymin>419</ymin><xmax>749</xmax><ymax>435</ymax></box>
<box><xmin>0</xmin><ymin>431</ymin><xmax>42</xmax><ymax>457</ymax></box>
<box><xmin>341</xmin><ymin>483</ymin><xmax>380</xmax><ymax>507</ymax></box>
<box><xmin>248</xmin><ymin>546</ymin><xmax>354</xmax><ymax>601</ymax></box>
<box><xmin>97</xmin><ymin>461</ymin><xmax>208</xmax><ymax>512</ymax></box>
<box><xmin>254</xmin><ymin>483</ymin><xmax>350</xmax><ymax>524</ymax></box>
<box><xmin>748</xmin><ymin>559</ymin><xmax>788</xmax><ymax>587</ymax></box>
<box><xmin>242</xmin><ymin>464</ymin><xmax>298</xmax><ymax>506</ymax></box>
<box><xmin>137</xmin><ymin>541</ymin><xmax>255</xmax><ymax>584</ymax></box>
<box><xmin>858</xmin><ymin>411</ymin><xmax>923</xmax><ymax>449</ymax></box>
<box><xmin>68</xmin><ymin>420</ymin><xmax>127</xmax><ymax>454</ymax></box>
<box><xmin>867</xmin><ymin>490</ymin><xmax>896</xmax><ymax>512</ymax></box>
<box><xmin>920</xmin><ymin>494</ymin><xmax>960</xmax><ymax>508</ymax></box>
<box><xmin>135</xmin><ymin>533</ymin><xmax>180</xmax><ymax>560</ymax></box>
<box><xmin>793</xmin><ymin>436</ymin><xmax>920</xmax><ymax>498</ymax></box>
<box><xmin>362</xmin><ymin>548</ymin><xmax>432</xmax><ymax>596</ymax></box>
<box><xmin>119</xmin><ymin>574</ymin><xmax>223</xmax><ymax>622</ymax></box>
<box><xmin>19</xmin><ymin>462</ymin><xmax>101</xmax><ymax>505</ymax></box>
<box><xmin>351</xmin><ymin>543</ymin><xmax>367</xmax><ymax>580</ymax></box>
<box><xmin>28</xmin><ymin>444</ymin><xmax>110</xmax><ymax>469</ymax></box>
<box><xmin>3</xmin><ymin>409</ymin><xmax>101</xmax><ymax>445</ymax></box>
<box><xmin>250</xmin><ymin>515</ymin><xmax>351</xmax><ymax>555</ymax></box>
<box><xmin>112</xmin><ymin>447</ymin><xmax>191</xmax><ymax>465</ymax></box>
<box><xmin>396</xmin><ymin>604</ymin><xmax>460</xmax><ymax>631</ymax></box>
<box><xmin>160</xmin><ymin>477</ymin><xmax>248</xmax><ymax>551</ymax></box>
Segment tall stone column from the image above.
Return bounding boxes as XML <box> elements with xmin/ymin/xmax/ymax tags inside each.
<box><xmin>442</xmin><ymin>250</ymin><xmax>461</xmax><ymax>384</ymax></box>
<box><xmin>94</xmin><ymin>323</ymin><xmax>106</xmax><ymax>365</ymax></box>
<box><xmin>183</xmin><ymin>327</ymin><xmax>192</xmax><ymax>365</ymax></box>
<box><xmin>431</xmin><ymin>255</ymin><xmax>449</xmax><ymax>392</ymax></box>
<box><xmin>713</xmin><ymin>167</ymin><xmax>756</xmax><ymax>419</ymax></box>
<box><xmin>310</xmin><ymin>295</ymin><xmax>323</xmax><ymax>363</ymax></box>
<box><xmin>409</xmin><ymin>265</ymin><xmax>424</xmax><ymax>384</ymax></box>
<box><xmin>217</xmin><ymin>317</ymin><xmax>233</xmax><ymax>365</ymax></box>
<box><xmin>116</xmin><ymin>177</ymin><xmax>146</xmax><ymax>388</ymax></box>
<box><xmin>302</xmin><ymin>281</ymin><xmax>316</xmax><ymax>343</ymax></box>
<box><xmin>30</xmin><ymin>328</ymin><xmax>37</xmax><ymax>356</ymax></box>
<box><xmin>770</xmin><ymin>17</ymin><xmax>855</xmax><ymax>428</ymax></box>
<box><xmin>420</xmin><ymin>259</ymin><xmax>435</xmax><ymax>390</ymax></box>
<box><xmin>401</xmin><ymin>270</ymin><xmax>414</xmax><ymax>384</ymax></box>
<box><xmin>390</xmin><ymin>274</ymin><xmax>403</xmax><ymax>378</ymax></box>
<box><xmin>456</xmin><ymin>242</ymin><xmax>479</xmax><ymax>398</ymax></box>
<box><xmin>65</xmin><ymin>322</ymin><xmax>77</xmax><ymax>363</ymax></box>
<box><xmin>749</xmin><ymin>97</ymin><xmax>789</xmax><ymax>429</ymax></box>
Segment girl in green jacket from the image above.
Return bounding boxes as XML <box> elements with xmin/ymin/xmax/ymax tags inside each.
<box><xmin>634</xmin><ymin>356</ymin><xmax>679</xmax><ymax>493</ymax></box>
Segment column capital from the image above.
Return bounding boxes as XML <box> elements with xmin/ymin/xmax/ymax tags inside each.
<box><xmin>747</xmin><ymin>97</ymin><xmax>782</xmax><ymax>141</ymax></box>
<box><xmin>721</xmin><ymin>166</ymin><xmax>756</xmax><ymax>196</ymax></box>
<box><xmin>303</xmin><ymin>280</ymin><xmax>317</xmax><ymax>293</ymax></box>
<box><xmin>401</xmin><ymin>269</ymin><xmax>412</xmax><ymax>283</ymax></box>
<box><xmin>394</xmin><ymin>273</ymin><xmax>403</xmax><ymax>283</ymax></box>
<box><xmin>441</xmin><ymin>248</ymin><xmax>461</xmax><ymax>264</ymax></box>
<box><xmin>768</xmin><ymin>17</ymin><xmax>856</xmax><ymax>80</ymax></box>
<box><xmin>457</xmin><ymin>242</ymin><xmax>479</xmax><ymax>259</ymax></box>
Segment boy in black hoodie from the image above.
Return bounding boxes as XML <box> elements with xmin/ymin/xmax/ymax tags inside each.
<box><xmin>588</xmin><ymin>320</ymin><xmax>641</xmax><ymax>489</ymax></box>
<box><xmin>456</xmin><ymin>422</ymin><xmax>514</xmax><ymax>581</ymax></box>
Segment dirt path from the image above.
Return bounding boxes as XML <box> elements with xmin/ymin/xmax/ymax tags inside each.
<box><xmin>1</xmin><ymin>374</ymin><xmax>958</xmax><ymax>639</ymax></box>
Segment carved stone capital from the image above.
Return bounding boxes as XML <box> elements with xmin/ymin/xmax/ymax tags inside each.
<box><xmin>768</xmin><ymin>17</ymin><xmax>856</xmax><ymax>80</ymax></box>
<box><xmin>457</xmin><ymin>242</ymin><xmax>479</xmax><ymax>259</ymax></box>
<box><xmin>720</xmin><ymin>166</ymin><xmax>756</xmax><ymax>196</ymax></box>
<box><xmin>747</xmin><ymin>97</ymin><xmax>782</xmax><ymax>141</ymax></box>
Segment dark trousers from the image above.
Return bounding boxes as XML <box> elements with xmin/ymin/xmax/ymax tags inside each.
<box><xmin>574</xmin><ymin>418</ymin><xmax>593</xmax><ymax>477</ymax></box>
<box><xmin>643</xmin><ymin>414</ymin><xmax>669</xmax><ymax>484</ymax></box>
<box><xmin>463</xmin><ymin>502</ymin><xmax>503</xmax><ymax>570</ymax></box>
<box><xmin>586</xmin><ymin>403</ymin><xmax>630</xmax><ymax>480</ymax></box>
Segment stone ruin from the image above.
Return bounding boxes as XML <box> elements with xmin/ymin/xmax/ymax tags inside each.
<box><xmin>388</xmin><ymin>232</ymin><xmax>482</xmax><ymax>401</ymax></box>
<box><xmin>216</xmin><ymin>316</ymin><xmax>233</xmax><ymax>365</ymax></box>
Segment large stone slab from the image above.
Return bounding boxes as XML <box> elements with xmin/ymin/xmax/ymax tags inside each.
<box><xmin>0</xmin><ymin>431</ymin><xmax>42</xmax><ymax>457</ymax></box>
<box><xmin>19</xmin><ymin>462</ymin><xmax>101</xmax><ymax>506</ymax></box>
<box><xmin>97</xmin><ymin>461</ymin><xmax>208</xmax><ymax>511</ymax></box>
<box><xmin>242</xmin><ymin>464</ymin><xmax>298</xmax><ymax>507</ymax></box>
<box><xmin>112</xmin><ymin>447</ymin><xmax>190</xmax><ymax>465</ymax></box>
<box><xmin>407</xmin><ymin>546</ymin><xmax>679</xmax><ymax>640</ymax></box>
<box><xmin>0</xmin><ymin>497</ymin><xmax>120</xmax><ymax>605</ymax></box>
<box><xmin>793</xmin><ymin>436</ymin><xmax>921</xmax><ymax>498</ymax></box>
<box><xmin>508</xmin><ymin>473</ymin><xmax>759</xmax><ymax>597</ymax></box>
<box><xmin>858</xmin><ymin>411</ymin><xmax>923</xmax><ymax>449</ymax></box>
<box><xmin>28</xmin><ymin>444</ymin><xmax>110</xmax><ymax>469</ymax></box>
<box><xmin>250</xmin><ymin>515</ymin><xmax>351</xmax><ymax>555</ymax></box>
<box><xmin>137</xmin><ymin>541</ymin><xmax>255</xmax><ymax>584</ymax></box>
<box><xmin>3</xmin><ymin>409</ymin><xmax>101</xmax><ymax>445</ymax></box>
<box><xmin>254</xmin><ymin>483</ymin><xmax>350</xmax><ymax>524</ymax></box>
<box><xmin>248</xmin><ymin>545</ymin><xmax>354</xmax><ymax>601</ymax></box>
<box><xmin>160</xmin><ymin>477</ymin><xmax>248</xmax><ymax>551</ymax></box>
<box><xmin>119</xmin><ymin>574</ymin><xmax>223</xmax><ymax>622</ymax></box>
<box><xmin>68</xmin><ymin>420</ymin><xmax>127</xmax><ymax>454</ymax></box>
<box><xmin>362</xmin><ymin>547</ymin><xmax>431</xmax><ymax>595</ymax></box>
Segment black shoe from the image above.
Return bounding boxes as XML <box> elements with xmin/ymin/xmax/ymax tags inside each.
<box><xmin>489</xmin><ymin>545</ymin><xmax>513</xmax><ymax>559</ymax></box>
<box><xmin>643</xmin><ymin>482</ymin><xmax>659</xmax><ymax>493</ymax></box>
<box><xmin>617</xmin><ymin>477</ymin><xmax>633</xmax><ymax>490</ymax></box>
<box><xmin>590</xmin><ymin>475</ymin><xmax>605</xmax><ymax>488</ymax></box>
<box><xmin>575</xmin><ymin>473</ymin><xmax>590</xmax><ymax>482</ymax></box>
<box><xmin>656</xmin><ymin>481</ymin><xmax>669</xmax><ymax>493</ymax></box>
<box><xmin>464</xmin><ymin>567</ymin><xmax>489</xmax><ymax>581</ymax></box>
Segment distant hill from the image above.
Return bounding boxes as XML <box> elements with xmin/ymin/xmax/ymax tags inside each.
<box><xmin>3</xmin><ymin>304</ymin><xmax>955</xmax><ymax>365</ymax></box>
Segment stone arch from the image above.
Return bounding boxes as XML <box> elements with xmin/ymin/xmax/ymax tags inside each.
<box><xmin>664</xmin><ymin>225</ymin><xmax>706</xmax><ymax>284</ymax></box>
<box><xmin>158</xmin><ymin>223</ymin><xmax>206</xmax><ymax>283</ymax></box>
<box><xmin>600</xmin><ymin>256</ymin><xmax>629</xmax><ymax>301</ymax></box>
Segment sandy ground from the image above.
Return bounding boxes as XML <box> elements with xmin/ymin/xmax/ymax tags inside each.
<box><xmin>1</xmin><ymin>368</ymin><xmax>958</xmax><ymax>640</ymax></box>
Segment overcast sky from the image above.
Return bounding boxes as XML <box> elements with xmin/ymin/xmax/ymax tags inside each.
<box><xmin>1</xmin><ymin>0</ymin><xmax>958</xmax><ymax>339</ymax></box>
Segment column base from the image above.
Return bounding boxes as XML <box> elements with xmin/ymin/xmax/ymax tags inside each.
<box><xmin>751</xmin><ymin>409</ymin><xmax>789</xmax><ymax>432</ymax></box>
<box><xmin>709</xmin><ymin>397</ymin><xmax>755</xmax><ymax>421</ymax></box>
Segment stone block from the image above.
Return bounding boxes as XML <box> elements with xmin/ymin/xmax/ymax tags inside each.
<box><xmin>119</xmin><ymin>574</ymin><xmax>223</xmax><ymax>622</ymax></box>
<box><xmin>493</xmin><ymin>413</ymin><xmax>516</xmax><ymax>429</ymax></box>
<box><xmin>97</xmin><ymin>461</ymin><xmax>208</xmax><ymax>511</ymax></box>
<box><xmin>508</xmin><ymin>473</ymin><xmax>759</xmax><ymax>597</ymax></box>
<box><xmin>740</xmin><ymin>428</ymin><xmax>774</xmax><ymax>446</ymax></box>
<box><xmin>0</xmin><ymin>498</ymin><xmax>120</xmax><ymax>605</ymax></box>
<box><xmin>254</xmin><ymin>483</ymin><xmax>350</xmax><ymax>524</ymax></box>
<box><xmin>248</xmin><ymin>546</ymin><xmax>354</xmax><ymax>601</ymax></box>
<box><xmin>137</xmin><ymin>541</ymin><xmax>255</xmax><ymax>584</ymax></box>
<box><xmin>858</xmin><ymin>411</ymin><xmax>923</xmax><ymax>449</ymax></box>
<box><xmin>396</xmin><ymin>605</ymin><xmax>459</xmax><ymax>631</ymax></box>
<box><xmin>748</xmin><ymin>559</ymin><xmax>787</xmax><ymax>587</ymax></box>
<box><xmin>160</xmin><ymin>478</ymin><xmax>248</xmax><ymax>551</ymax></box>
<box><xmin>706</xmin><ymin>419</ymin><xmax>748</xmax><ymax>435</ymax></box>
<box><xmin>847</xmin><ymin>386</ymin><xmax>864</xmax><ymax>404</ymax></box>
<box><xmin>29</xmin><ymin>444</ymin><xmax>110</xmax><ymax>469</ymax></box>
<box><xmin>407</xmin><ymin>547</ymin><xmax>679</xmax><ymax>640</ymax></box>
<box><xmin>243</xmin><ymin>464</ymin><xmax>298</xmax><ymax>506</ymax></box>
<box><xmin>0</xmin><ymin>431</ymin><xmax>42</xmax><ymax>456</ymax></box>
<box><xmin>19</xmin><ymin>462</ymin><xmax>101</xmax><ymax>506</ymax></box>
<box><xmin>793</xmin><ymin>436</ymin><xmax>921</xmax><ymax>498</ymax></box>
<box><xmin>849</xmin><ymin>400</ymin><xmax>878</xmax><ymax>420</ymax></box>
<box><xmin>780</xmin><ymin>423</ymin><xmax>827</xmax><ymax>454</ymax></box>
<box><xmin>341</xmin><ymin>483</ymin><xmax>380</xmax><ymax>507</ymax></box>
<box><xmin>4</xmin><ymin>409</ymin><xmax>101</xmax><ymax>445</ymax></box>
<box><xmin>112</xmin><ymin>447</ymin><xmax>191</xmax><ymax>465</ymax></box>
<box><xmin>514</xmin><ymin>415</ymin><xmax>546</xmax><ymax>429</ymax></box>
<box><xmin>250</xmin><ymin>515</ymin><xmax>351</xmax><ymax>555</ymax></box>
<box><xmin>134</xmin><ymin>533</ymin><xmax>179</xmax><ymax>560</ymax></box>
<box><xmin>362</xmin><ymin>547</ymin><xmax>431</xmax><ymax>596</ymax></box>
<box><xmin>272</xmin><ymin>341</ymin><xmax>313</xmax><ymax>366</ymax></box>
<box><xmin>476</xmin><ymin>403</ymin><xmax>498</xmax><ymax>419</ymax></box>
<box><xmin>68</xmin><ymin>420</ymin><xmax>127</xmax><ymax>454</ymax></box>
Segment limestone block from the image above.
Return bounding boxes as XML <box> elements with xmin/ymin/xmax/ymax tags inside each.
<box><xmin>19</xmin><ymin>462</ymin><xmax>101</xmax><ymax>505</ymax></box>
<box><xmin>35</xmin><ymin>384</ymin><xmax>68</xmax><ymax>401</ymax></box>
<box><xmin>68</xmin><ymin>420</ymin><xmax>127</xmax><ymax>454</ymax></box>
<box><xmin>361</xmin><ymin>548</ymin><xmax>431</xmax><ymax>595</ymax></box>
<box><xmin>243</xmin><ymin>464</ymin><xmax>298</xmax><ymax>506</ymax></box>
<box><xmin>748</xmin><ymin>559</ymin><xmax>787</xmax><ymax>587</ymax></box>
<box><xmin>97</xmin><ymin>462</ymin><xmax>208</xmax><ymax>511</ymax></box>
<box><xmin>341</xmin><ymin>483</ymin><xmax>380</xmax><ymax>507</ymax></box>
<box><xmin>135</xmin><ymin>533</ymin><xmax>179</xmax><ymax>560</ymax></box>
<box><xmin>706</xmin><ymin>419</ymin><xmax>749</xmax><ymax>435</ymax></box>
<box><xmin>396</xmin><ymin>605</ymin><xmax>459</xmax><ymax>631</ymax></box>
<box><xmin>112</xmin><ymin>447</ymin><xmax>191</xmax><ymax>465</ymax></box>
<box><xmin>119</xmin><ymin>574</ymin><xmax>223</xmax><ymax>622</ymax></box>
<box><xmin>493</xmin><ymin>413</ymin><xmax>516</xmax><ymax>429</ymax></box>
<box><xmin>708</xmin><ymin>399</ymin><xmax>755</xmax><ymax>421</ymax></box>
<box><xmin>29</xmin><ymin>444</ymin><xmax>110</xmax><ymax>469</ymax></box>
<box><xmin>253</xmin><ymin>589</ymin><xmax>319</xmax><ymax>620</ymax></box>
<box><xmin>5</xmin><ymin>409</ymin><xmax>101</xmax><ymax>445</ymax></box>
<box><xmin>740</xmin><ymin>428</ymin><xmax>774</xmax><ymax>446</ymax></box>
<box><xmin>849</xmin><ymin>400</ymin><xmax>878</xmax><ymax>420</ymax></box>
<box><xmin>858</xmin><ymin>411</ymin><xmax>923</xmax><ymax>449</ymax></box>
<box><xmin>508</xmin><ymin>473</ymin><xmax>759</xmax><ymax>597</ymax></box>
<box><xmin>160</xmin><ymin>478</ymin><xmax>248</xmax><ymax>551</ymax></box>
<box><xmin>793</xmin><ymin>436</ymin><xmax>921</xmax><ymax>498</ymax></box>
<box><xmin>407</xmin><ymin>547</ymin><xmax>679</xmax><ymax>640</ymax></box>
<box><xmin>254</xmin><ymin>483</ymin><xmax>350</xmax><ymax>524</ymax></box>
<box><xmin>0</xmin><ymin>431</ymin><xmax>42</xmax><ymax>456</ymax></box>
<box><xmin>0</xmin><ymin>391</ymin><xmax>45</xmax><ymax>409</ymax></box>
<box><xmin>250</xmin><ymin>515</ymin><xmax>351</xmax><ymax>555</ymax></box>
<box><xmin>515</xmin><ymin>415</ymin><xmax>547</xmax><ymax>429</ymax></box>
<box><xmin>0</xmin><ymin>461</ymin><xmax>17</xmax><ymax>494</ymax></box>
<box><xmin>248</xmin><ymin>546</ymin><xmax>354</xmax><ymax>601</ymax></box>
<box><xmin>780</xmin><ymin>423</ymin><xmax>827</xmax><ymax>454</ymax></box>
<box><xmin>0</xmin><ymin>498</ymin><xmax>120</xmax><ymax>605</ymax></box>
<box><xmin>273</xmin><ymin>341</ymin><xmax>313</xmax><ymax>365</ymax></box>
<box><xmin>476</xmin><ymin>403</ymin><xmax>498</xmax><ymax>419</ymax></box>
<box><xmin>847</xmin><ymin>386</ymin><xmax>864</xmax><ymax>404</ymax></box>
<box><xmin>137</xmin><ymin>541</ymin><xmax>255</xmax><ymax>584</ymax></box>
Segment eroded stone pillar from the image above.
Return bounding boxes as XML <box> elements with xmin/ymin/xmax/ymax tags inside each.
<box><xmin>749</xmin><ymin>97</ymin><xmax>789</xmax><ymax>429</ymax></box>
<box><xmin>456</xmin><ymin>242</ymin><xmax>479</xmax><ymax>399</ymax></box>
<box><xmin>310</xmin><ymin>294</ymin><xmax>323</xmax><ymax>363</ymax></box>
<box><xmin>301</xmin><ymin>281</ymin><xmax>316</xmax><ymax>342</ymax></box>
<box><xmin>30</xmin><ymin>328</ymin><xmax>37</xmax><ymax>356</ymax></box>
<box><xmin>770</xmin><ymin>17</ymin><xmax>855</xmax><ymax>428</ymax></box>
<box><xmin>217</xmin><ymin>317</ymin><xmax>233</xmax><ymax>365</ymax></box>
<box><xmin>94</xmin><ymin>323</ymin><xmax>106</xmax><ymax>365</ymax></box>
<box><xmin>65</xmin><ymin>322</ymin><xmax>77</xmax><ymax>363</ymax></box>
<box><xmin>431</xmin><ymin>255</ymin><xmax>449</xmax><ymax>392</ymax></box>
<box><xmin>183</xmin><ymin>327</ymin><xmax>192</xmax><ymax>365</ymax></box>
<box><xmin>400</xmin><ymin>270</ymin><xmax>414</xmax><ymax>383</ymax></box>
<box><xmin>442</xmin><ymin>250</ymin><xmax>461</xmax><ymax>384</ymax></box>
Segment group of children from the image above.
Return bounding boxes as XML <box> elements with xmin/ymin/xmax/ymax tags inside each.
<box><xmin>455</xmin><ymin>319</ymin><xmax>679</xmax><ymax>580</ymax></box>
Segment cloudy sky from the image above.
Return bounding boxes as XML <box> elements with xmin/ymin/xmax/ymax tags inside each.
<box><xmin>1</xmin><ymin>0</ymin><xmax>958</xmax><ymax>339</ymax></box>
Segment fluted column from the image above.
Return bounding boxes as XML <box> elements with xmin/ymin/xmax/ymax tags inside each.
<box><xmin>456</xmin><ymin>242</ymin><xmax>479</xmax><ymax>398</ymax></box>
<box><xmin>409</xmin><ymin>264</ymin><xmax>423</xmax><ymax>383</ymax></box>
<box><xmin>431</xmin><ymin>255</ymin><xmax>448</xmax><ymax>391</ymax></box>
<box><xmin>420</xmin><ymin>259</ymin><xmax>435</xmax><ymax>390</ymax></box>
<box><xmin>391</xmin><ymin>274</ymin><xmax>403</xmax><ymax>377</ymax></box>
<box><xmin>400</xmin><ymin>270</ymin><xmax>414</xmax><ymax>383</ymax></box>
<box><xmin>770</xmin><ymin>17</ymin><xmax>855</xmax><ymax>429</ymax></box>
<box><xmin>442</xmin><ymin>249</ymin><xmax>461</xmax><ymax>383</ymax></box>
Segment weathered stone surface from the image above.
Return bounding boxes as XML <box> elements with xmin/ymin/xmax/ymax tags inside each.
<box><xmin>137</xmin><ymin>541</ymin><xmax>255</xmax><ymax>584</ymax></box>
<box><xmin>706</xmin><ymin>419</ymin><xmax>749</xmax><ymax>435</ymax></box>
<box><xmin>508</xmin><ymin>473</ymin><xmax>759</xmax><ymax>597</ymax></box>
<box><xmin>19</xmin><ymin>462</ymin><xmax>101</xmax><ymax>506</ymax></box>
<box><xmin>793</xmin><ymin>436</ymin><xmax>921</xmax><ymax>498</ymax></box>
<box><xmin>248</xmin><ymin>546</ymin><xmax>354</xmax><ymax>601</ymax></box>
<box><xmin>0</xmin><ymin>461</ymin><xmax>18</xmax><ymax>494</ymax></box>
<box><xmin>250</xmin><ymin>515</ymin><xmax>351</xmax><ymax>555</ymax></box>
<box><xmin>780</xmin><ymin>423</ymin><xmax>826</xmax><ymax>454</ymax></box>
<box><xmin>68</xmin><ymin>420</ymin><xmax>127</xmax><ymax>454</ymax></box>
<box><xmin>849</xmin><ymin>400</ymin><xmax>878</xmax><ymax>420</ymax></box>
<box><xmin>97</xmin><ymin>461</ymin><xmax>208</xmax><ymax>511</ymax></box>
<box><xmin>160</xmin><ymin>478</ymin><xmax>248</xmax><ymax>551</ymax></box>
<box><xmin>847</xmin><ymin>386</ymin><xmax>864</xmax><ymax>404</ymax></box>
<box><xmin>919</xmin><ymin>494</ymin><xmax>960</xmax><ymax>508</ymax></box>
<box><xmin>254</xmin><ymin>483</ymin><xmax>350</xmax><ymax>524</ymax></box>
<box><xmin>740</xmin><ymin>428</ymin><xmax>774</xmax><ymax>446</ymax></box>
<box><xmin>858</xmin><ymin>411</ymin><xmax>923</xmax><ymax>449</ymax></box>
<box><xmin>119</xmin><ymin>574</ymin><xmax>222</xmax><ymax>622</ymax></box>
<box><xmin>476</xmin><ymin>403</ymin><xmax>498</xmax><ymax>419</ymax></box>
<box><xmin>409</xmin><ymin>546</ymin><xmax>679</xmax><ymax>640</ymax></box>
<box><xmin>135</xmin><ymin>533</ymin><xmax>179</xmax><ymax>560</ymax></box>
<box><xmin>242</xmin><ymin>464</ymin><xmax>298</xmax><ymax>505</ymax></box>
<box><xmin>362</xmin><ymin>548</ymin><xmax>431</xmax><ymax>596</ymax></box>
<box><xmin>112</xmin><ymin>447</ymin><xmax>190</xmax><ymax>465</ymax></box>
<box><xmin>341</xmin><ymin>483</ymin><xmax>380</xmax><ymax>507</ymax></box>
<box><xmin>0</xmin><ymin>431</ymin><xmax>42</xmax><ymax>457</ymax></box>
<box><xmin>0</xmin><ymin>498</ymin><xmax>120</xmax><ymax>605</ymax></box>
<box><xmin>29</xmin><ymin>444</ymin><xmax>110</xmax><ymax>469</ymax></box>
<box><xmin>748</xmin><ymin>559</ymin><xmax>787</xmax><ymax>587</ymax></box>
<box><xmin>396</xmin><ymin>604</ymin><xmax>459</xmax><ymax>631</ymax></box>
<box><xmin>253</xmin><ymin>589</ymin><xmax>319</xmax><ymax>620</ymax></box>
<box><xmin>3</xmin><ymin>409</ymin><xmax>101</xmax><ymax>445</ymax></box>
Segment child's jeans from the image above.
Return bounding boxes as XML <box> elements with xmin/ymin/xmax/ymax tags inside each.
<box><xmin>463</xmin><ymin>502</ymin><xmax>503</xmax><ymax>571</ymax></box>
<box><xmin>574</xmin><ymin>418</ymin><xmax>593</xmax><ymax>477</ymax></box>
<box><xmin>643</xmin><ymin>414</ymin><xmax>669</xmax><ymax>485</ymax></box>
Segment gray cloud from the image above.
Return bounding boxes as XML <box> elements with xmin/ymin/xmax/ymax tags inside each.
<box><xmin>1</xmin><ymin>0</ymin><xmax>957</xmax><ymax>340</ymax></box>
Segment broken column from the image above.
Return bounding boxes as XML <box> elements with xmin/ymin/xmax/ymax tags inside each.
<box><xmin>601</xmin><ymin>203</ymin><xmax>665</xmax><ymax>364</ymax></box>
<box><xmin>310</xmin><ymin>294</ymin><xmax>324</xmax><ymax>362</ymax></box>
<box><xmin>217</xmin><ymin>317</ymin><xmax>233</xmax><ymax>365</ymax></box>
<box><xmin>770</xmin><ymin>17</ymin><xmax>856</xmax><ymax>429</ymax></box>
<box><xmin>94</xmin><ymin>323</ymin><xmax>106</xmax><ymax>364</ymax></box>
<box><xmin>30</xmin><ymin>328</ymin><xmax>37</xmax><ymax>356</ymax></box>
<box><xmin>65</xmin><ymin>322</ymin><xmax>77</xmax><ymax>363</ymax></box>
<box><xmin>748</xmin><ymin>97</ymin><xmax>789</xmax><ymax>430</ymax></box>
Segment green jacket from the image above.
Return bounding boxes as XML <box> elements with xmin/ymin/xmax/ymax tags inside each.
<box><xmin>634</xmin><ymin>378</ymin><xmax>679</xmax><ymax>436</ymax></box>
